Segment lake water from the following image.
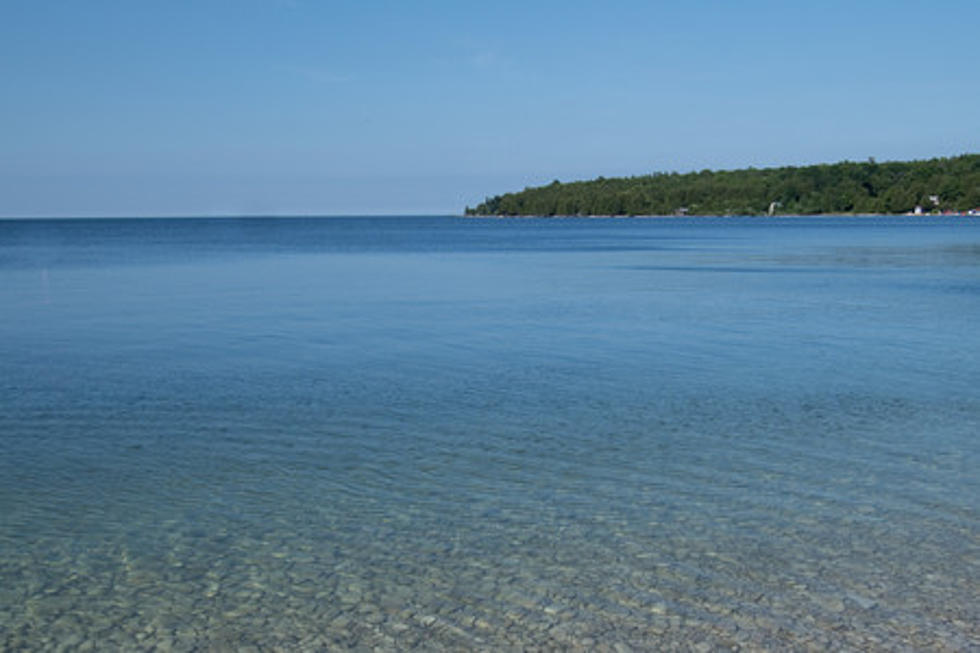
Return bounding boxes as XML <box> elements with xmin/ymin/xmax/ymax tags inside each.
<box><xmin>0</xmin><ymin>216</ymin><xmax>977</xmax><ymax>651</ymax></box>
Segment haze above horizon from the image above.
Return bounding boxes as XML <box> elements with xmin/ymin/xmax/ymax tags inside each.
<box><xmin>2</xmin><ymin>1</ymin><xmax>978</xmax><ymax>218</ymax></box>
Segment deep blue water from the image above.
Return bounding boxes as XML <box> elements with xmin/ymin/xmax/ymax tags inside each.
<box><xmin>1</xmin><ymin>216</ymin><xmax>978</xmax><ymax>650</ymax></box>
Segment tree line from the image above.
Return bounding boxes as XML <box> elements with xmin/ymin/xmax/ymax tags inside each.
<box><xmin>465</xmin><ymin>154</ymin><xmax>980</xmax><ymax>216</ymax></box>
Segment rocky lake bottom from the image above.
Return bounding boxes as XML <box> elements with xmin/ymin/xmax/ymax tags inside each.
<box><xmin>1</xmin><ymin>216</ymin><xmax>977</xmax><ymax>650</ymax></box>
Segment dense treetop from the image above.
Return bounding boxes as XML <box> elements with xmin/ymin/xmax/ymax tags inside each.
<box><xmin>465</xmin><ymin>155</ymin><xmax>980</xmax><ymax>216</ymax></box>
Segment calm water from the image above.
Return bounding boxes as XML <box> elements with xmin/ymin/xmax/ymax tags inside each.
<box><xmin>1</xmin><ymin>216</ymin><xmax>978</xmax><ymax>651</ymax></box>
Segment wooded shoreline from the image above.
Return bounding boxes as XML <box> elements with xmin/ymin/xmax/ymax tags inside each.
<box><xmin>466</xmin><ymin>155</ymin><xmax>980</xmax><ymax>217</ymax></box>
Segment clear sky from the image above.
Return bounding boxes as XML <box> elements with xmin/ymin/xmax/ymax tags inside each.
<box><xmin>2</xmin><ymin>0</ymin><xmax>978</xmax><ymax>216</ymax></box>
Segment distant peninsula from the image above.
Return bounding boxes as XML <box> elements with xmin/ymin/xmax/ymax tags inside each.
<box><xmin>465</xmin><ymin>154</ymin><xmax>980</xmax><ymax>217</ymax></box>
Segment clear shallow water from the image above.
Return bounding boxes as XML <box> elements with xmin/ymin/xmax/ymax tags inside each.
<box><xmin>0</xmin><ymin>216</ymin><xmax>977</xmax><ymax>651</ymax></box>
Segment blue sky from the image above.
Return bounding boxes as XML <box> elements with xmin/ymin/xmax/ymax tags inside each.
<box><xmin>2</xmin><ymin>0</ymin><xmax>977</xmax><ymax>216</ymax></box>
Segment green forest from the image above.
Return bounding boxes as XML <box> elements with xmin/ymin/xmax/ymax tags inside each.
<box><xmin>465</xmin><ymin>154</ymin><xmax>980</xmax><ymax>217</ymax></box>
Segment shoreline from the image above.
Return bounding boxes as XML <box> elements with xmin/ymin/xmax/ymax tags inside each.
<box><xmin>463</xmin><ymin>212</ymin><xmax>979</xmax><ymax>219</ymax></box>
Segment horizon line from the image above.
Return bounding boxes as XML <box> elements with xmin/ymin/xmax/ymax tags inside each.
<box><xmin>0</xmin><ymin>213</ymin><xmax>463</xmax><ymax>220</ymax></box>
